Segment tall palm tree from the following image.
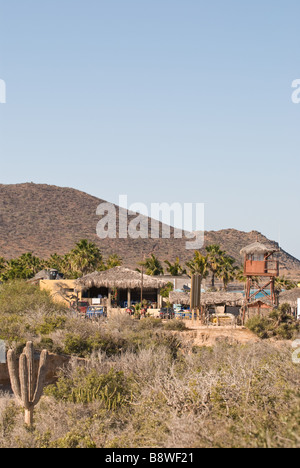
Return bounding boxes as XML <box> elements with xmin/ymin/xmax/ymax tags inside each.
<box><xmin>138</xmin><ymin>254</ymin><xmax>164</xmax><ymax>276</ymax></box>
<box><xmin>205</xmin><ymin>244</ymin><xmax>226</xmax><ymax>288</ymax></box>
<box><xmin>186</xmin><ymin>251</ymin><xmax>209</xmax><ymax>278</ymax></box>
<box><xmin>69</xmin><ymin>239</ymin><xmax>104</xmax><ymax>276</ymax></box>
<box><xmin>186</xmin><ymin>252</ymin><xmax>209</xmax><ymax>314</ymax></box>
<box><xmin>216</xmin><ymin>255</ymin><xmax>238</xmax><ymax>291</ymax></box>
<box><xmin>164</xmin><ymin>257</ymin><xmax>186</xmax><ymax>276</ymax></box>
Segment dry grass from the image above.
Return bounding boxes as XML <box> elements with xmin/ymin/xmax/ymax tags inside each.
<box><xmin>1</xmin><ymin>338</ymin><xmax>299</xmax><ymax>448</ymax></box>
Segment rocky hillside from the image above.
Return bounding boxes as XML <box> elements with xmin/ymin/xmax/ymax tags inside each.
<box><xmin>0</xmin><ymin>183</ymin><xmax>299</xmax><ymax>273</ymax></box>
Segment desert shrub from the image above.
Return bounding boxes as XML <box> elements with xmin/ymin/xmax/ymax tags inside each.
<box><xmin>136</xmin><ymin>318</ymin><xmax>163</xmax><ymax>330</ymax></box>
<box><xmin>46</xmin><ymin>367</ymin><xmax>132</xmax><ymax>409</ymax></box>
<box><xmin>63</xmin><ymin>332</ymin><xmax>129</xmax><ymax>358</ymax></box>
<box><xmin>246</xmin><ymin>316</ymin><xmax>270</xmax><ymax>339</ymax></box>
<box><xmin>0</xmin><ymin>280</ymin><xmax>67</xmax><ymax>346</ymax></box>
<box><xmin>0</xmin><ymin>281</ymin><xmax>63</xmax><ymax>315</ymax></box>
<box><xmin>0</xmin><ymin>397</ymin><xmax>19</xmax><ymax>439</ymax></box>
<box><xmin>35</xmin><ymin>315</ymin><xmax>67</xmax><ymax>336</ymax></box>
<box><xmin>52</xmin><ymin>432</ymin><xmax>97</xmax><ymax>449</ymax></box>
<box><xmin>246</xmin><ymin>307</ymin><xmax>300</xmax><ymax>340</ymax></box>
<box><xmin>1</xmin><ymin>342</ymin><xmax>300</xmax><ymax>448</ymax></box>
<box><xmin>163</xmin><ymin>320</ymin><xmax>187</xmax><ymax>331</ymax></box>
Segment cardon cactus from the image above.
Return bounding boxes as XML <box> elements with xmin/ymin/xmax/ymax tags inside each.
<box><xmin>7</xmin><ymin>341</ymin><xmax>48</xmax><ymax>426</ymax></box>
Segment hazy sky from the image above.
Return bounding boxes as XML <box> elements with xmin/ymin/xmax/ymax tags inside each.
<box><xmin>0</xmin><ymin>1</ymin><xmax>300</xmax><ymax>259</ymax></box>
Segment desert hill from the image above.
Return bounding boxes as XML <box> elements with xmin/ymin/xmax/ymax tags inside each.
<box><xmin>0</xmin><ymin>183</ymin><xmax>299</xmax><ymax>274</ymax></box>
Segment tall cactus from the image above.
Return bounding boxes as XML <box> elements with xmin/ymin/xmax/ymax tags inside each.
<box><xmin>7</xmin><ymin>342</ymin><xmax>48</xmax><ymax>426</ymax></box>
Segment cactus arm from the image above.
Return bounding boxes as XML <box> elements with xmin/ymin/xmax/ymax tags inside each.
<box><xmin>19</xmin><ymin>353</ymin><xmax>31</xmax><ymax>410</ymax></box>
<box><xmin>33</xmin><ymin>350</ymin><xmax>48</xmax><ymax>406</ymax></box>
<box><xmin>7</xmin><ymin>349</ymin><xmax>22</xmax><ymax>405</ymax></box>
<box><xmin>25</xmin><ymin>341</ymin><xmax>34</xmax><ymax>402</ymax></box>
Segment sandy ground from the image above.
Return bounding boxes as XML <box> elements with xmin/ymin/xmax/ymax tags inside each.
<box><xmin>181</xmin><ymin>322</ymin><xmax>261</xmax><ymax>347</ymax></box>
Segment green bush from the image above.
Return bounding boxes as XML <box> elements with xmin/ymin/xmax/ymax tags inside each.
<box><xmin>46</xmin><ymin>367</ymin><xmax>132</xmax><ymax>409</ymax></box>
<box><xmin>35</xmin><ymin>315</ymin><xmax>67</xmax><ymax>336</ymax></box>
<box><xmin>0</xmin><ymin>280</ymin><xmax>67</xmax><ymax>346</ymax></box>
<box><xmin>246</xmin><ymin>306</ymin><xmax>300</xmax><ymax>340</ymax></box>
<box><xmin>246</xmin><ymin>316</ymin><xmax>270</xmax><ymax>339</ymax></box>
<box><xmin>0</xmin><ymin>280</ymin><xmax>63</xmax><ymax>315</ymax></box>
<box><xmin>136</xmin><ymin>318</ymin><xmax>163</xmax><ymax>330</ymax></box>
<box><xmin>63</xmin><ymin>332</ymin><xmax>129</xmax><ymax>358</ymax></box>
<box><xmin>163</xmin><ymin>320</ymin><xmax>187</xmax><ymax>331</ymax></box>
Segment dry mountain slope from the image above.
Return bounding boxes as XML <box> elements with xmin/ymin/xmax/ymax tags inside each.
<box><xmin>0</xmin><ymin>183</ymin><xmax>299</xmax><ymax>272</ymax></box>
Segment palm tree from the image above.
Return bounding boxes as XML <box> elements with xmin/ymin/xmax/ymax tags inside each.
<box><xmin>0</xmin><ymin>253</ymin><xmax>43</xmax><ymax>280</ymax></box>
<box><xmin>186</xmin><ymin>251</ymin><xmax>209</xmax><ymax>278</ymax></box>
<box><xmin>186</xmin><ymin>252</ymin><xmax>209</xmax><ymax>315</ymax></box>
<box><xmin>235</xmin><ymin>266</ymin><xmax>247</xmax><ymax>292</ymax></box>
<box><xmin>205</xmin><ymin>244</ymin><xmax>226</xmax><ymax>288</ymax></box>
<box><xmin>0</xmin><ymin>257</ymin><xmax>6</xmax><ymax>272</ymax></box>
<box><xmin>68</xmin><ymin>239</ymin><xmax>104</xmax><ymax>276</ymax></box>
<box><xmin>274</xmin><ymin>276</ymin><xmax>297</xmax><ymax>294</ymax></box>
<box><xmin>0</xmin><ymin>259</ymin><xmax>23</xmax><ymax>281</ymax></box>
<box><xmin>18</xmin><ymin>253</ymin><xmax>43</xmax><ymax>277</ymax></box>
<box><xmin>106</xmin><ymin>254</ymin><xmax>123</xmax><ymax>269</ymax></box>
<box><xmin>138</xmin><ymin>254</ymin><xmax>164</xmax><ymax>276</ymax></box>
<box><xmin>164</xmin><ymin>257</ymin><xmax>186</xmax><ymax>276</ymax></box>
<box><xmin>216</xmin><ymin>255</ymin><xmax>238</xmax><ymax>291</ymax></box>
<box><xmin>45</xmin><ymin>253</ymin><xmax>65</xmax><ymax>271</ymax></box>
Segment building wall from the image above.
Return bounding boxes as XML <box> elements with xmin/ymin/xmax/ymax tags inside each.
<box><xmin>245</xmin><ymin>302</ymin><xmax>272</xmax><ymax>320</ymax></box>
<box><xmin>40</xmin><ymin>279</ymin><xmax>80</xmax><ymax>305</ymax></box>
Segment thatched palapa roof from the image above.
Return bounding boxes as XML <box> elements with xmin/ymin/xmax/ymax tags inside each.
<box><xmin>240</xmin><ymin>242</ymin><xmax>278</xmax><ymax>256</ymax></box>
<box><xmin>279</xmin><ymin>288</ymin><xmax>300</xmax><ymax>307</ymax></box>
<box><xmin>76</xmin><ymin>266</ymin><xmax>168</xmax><ymax>291</ymax></box>
<box><xmin>169</xmin><ymin>291</ymin><xmax>244</xmax><ymax>307</ymax></box>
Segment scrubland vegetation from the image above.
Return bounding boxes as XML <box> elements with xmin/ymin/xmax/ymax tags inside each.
<box><xmin>0</xmin><ymin>281</ymin><xmax>299</xmax><ymax>448</ymax></box>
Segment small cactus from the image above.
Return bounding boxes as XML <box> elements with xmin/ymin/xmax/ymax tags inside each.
<box><xmin>7</xmin><ymin>341</ymin><xmax>48</xmax><ymax>426</ymax></box>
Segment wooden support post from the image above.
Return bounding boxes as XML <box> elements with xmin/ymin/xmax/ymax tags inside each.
<box><xmin>127</xmin><ymin>289</ymin><xmax>131</xmax><ymax>308</ymax></box>
<box><xmin>108</xmin><ymin>288</ymin><xmax>112</xmax><ymax>310</ymax></box>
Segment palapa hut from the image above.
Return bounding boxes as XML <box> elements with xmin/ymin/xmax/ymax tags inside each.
<box><xmin>76</xmin><ymin>266</ymin><xmax>168</xmax><ymax>309</ymax></box>
<box><xmin>169</xmin><ymin>290</ymin><xmax>244</xmax><ymax>316</ymax></box>
<box><xmin>240</xmin><ymin>241</ymin><xmax>278</xmax><ymax>258</ymax></box>
<box><xmin>243</xmin><ymin>298</ymin><xmax>276</xmax><ymax>320</ymax></box>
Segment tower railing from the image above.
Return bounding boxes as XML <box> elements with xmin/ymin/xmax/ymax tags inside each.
<box><xmin>244</xmin><ymin>260</ymin><xmax>279</xmax><ymax>277</ymax></box>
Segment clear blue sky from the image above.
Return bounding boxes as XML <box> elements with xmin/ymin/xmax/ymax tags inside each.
<box><xmin>0</xmin><ymin>1</ymin><xmax>300</xmax><ymax>259</ymax></box>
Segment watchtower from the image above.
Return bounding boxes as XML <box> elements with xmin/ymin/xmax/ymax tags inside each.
<box><xmin>240</xmin><ymin>241</ymin><xmax>279</xmax><ymax>307</ymax></box>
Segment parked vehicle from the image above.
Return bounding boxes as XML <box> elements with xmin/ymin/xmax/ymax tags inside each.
<box><xmin>86</xmin><ymin>306</ymin><xmax>107</xmax><ymax>319</ymax></box>
<box><xmin>159</xmin><ymin>308</ymin><xmax>175</xmax><ymax>320</ymax></box>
